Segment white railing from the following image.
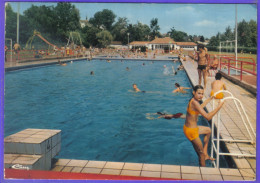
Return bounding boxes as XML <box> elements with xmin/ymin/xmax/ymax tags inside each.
<box><xmin>210</xmin><ymin>90</ymin><xmax>256</xmax><ymax>168</ymax></box>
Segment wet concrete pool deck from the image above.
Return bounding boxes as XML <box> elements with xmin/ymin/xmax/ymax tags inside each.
<box><xmin>4</xmin><ymin>55</ymin><xmax>256</xmax><ymax>180</ymax></box>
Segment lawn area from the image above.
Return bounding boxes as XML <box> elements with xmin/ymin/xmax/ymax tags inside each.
<box><xmin>208</xmin><ymin>51</ymin><xmax>257</xmax><ymax>73</ymax></box>
<box><xmin>208</xmin><ymin>51</ymin><xmax>257</xmax><ymax>63</ymax></box>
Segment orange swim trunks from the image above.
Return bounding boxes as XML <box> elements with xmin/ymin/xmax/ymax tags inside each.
<box><xmin>210</xmin><ymin>91</ymin><xmax>224</xmax><ymax>99</ymax></box>
<box><xmin>183</xmin><ymin>125</ymin><xmax>199</xmax><ymax>141</ymax></box>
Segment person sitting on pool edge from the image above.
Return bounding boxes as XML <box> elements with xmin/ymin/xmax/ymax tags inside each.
<box><xmin>133</xmin><ymin>84</ymin><xmax>145</xmax><ymax>93</ymax></box>
<box><xmin>184</xmin><ymin>85</ymin><xmax>224</xmax><ymax>166</ymax></box>
<box><xmin>210</xmin><ymin>72</ymin><xmax>227</xmax><ymax>100</ymax></box>
<box><xmin>172</xmin><ymin>83</ymin><xmax>191</xmax><ymax>93</ymax></box>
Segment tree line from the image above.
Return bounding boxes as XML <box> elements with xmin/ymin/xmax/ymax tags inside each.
<box><xmin>207</xmin><ymin>20</ymin><xmax>257</xmax><ymax>53</ymax></box>
<box><xmin>5</xmin><ymin>2</ymin><xmax>257</xmax><ymax>53</ymax></box>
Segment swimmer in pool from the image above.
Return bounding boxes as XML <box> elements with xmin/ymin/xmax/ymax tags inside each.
<box><xmin>146</xmin><ymin>112</ymin><xmax>185</xmax><ymax>120</ymax></box>
<box><xmin>58</xmin><ymin>60</ymin><xmax>67</xmax><ymax>66</ymax></box>
<box><xmin>210</xmin><ymin>72</ymin><xmax>227</xmax><ymax>100</ymax></box>
<box><xmin>163</xmin><ymin>65</ymin><xmax>170</xmax><ymax>75</ymax></box>
<box><xmin>133</xmin><ymin>84</ymin><xmax>145</xmax><ymax>93</ymax></box>
<box><xmin>126</xmin><ymin>67</ymin><xmax>130</xmax><ymax>71</ymax></box>
<box><xmin>172</xmin><ymin>83</ymin><xmax>191</xmax><ymax>93</ymax></box>
<box><xmin>184</xmin><ymin>85</ymin><xmax>224</xmax><ymax>166</ymax></box>
<box><xmin>172</xmin><ymin>66</ymin><xmax>177</xmax><ymax>75</ymax></box>
<box><xmin>157</xmin><ymin>112</ymin><xmax>186</xmax><ymax>119</ymax></box>
<box><xmin>90</xmin><ymin>71</ymin><xmax>94</xmax><ymax>75</ymax></box>
<box><xmin>177</xmin><ymin>64</ymin><xmax>184</xmax><ymax>70</ymax></box>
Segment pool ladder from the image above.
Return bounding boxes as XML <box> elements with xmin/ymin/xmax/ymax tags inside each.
<box><xmin>209</xmin><ymin>90</ymin><xmax>256</xmax><ymax>168</ymax></box>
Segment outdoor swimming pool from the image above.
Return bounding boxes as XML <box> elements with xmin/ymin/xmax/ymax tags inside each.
<box><xmin>4</xmin><ymin>59</ymin><xmax>228</xmax><ymax>167</ymax></box>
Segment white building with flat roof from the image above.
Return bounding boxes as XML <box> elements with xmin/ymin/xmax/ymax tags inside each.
<box><xmin>129</xmin><ymin>37</ymin><xmax>197</xmax><ymax>51</ymax></box>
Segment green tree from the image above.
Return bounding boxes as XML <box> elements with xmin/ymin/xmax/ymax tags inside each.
<box><xmin>54</xmin><ymin>2</ymin><xmax>81</xmax><ymax>41</ymax></box>
<box><xmin>81</xmin><ymin>25</ymin><xmax>100</xmax><ymax>48</ymax></box>
<box><xmin>168</xmin><ymin>27</ymin><xmax>188</xmax><ymax>42</ymax></box>
<box><xmin>149</xmin><ymin>18</ymin><xmax>160</xmax><ymax>40</ymax></box>
<box><xmin>89</xmin><ymin>9</ymin><xmax>116</xmax><ymax>31</ymax></box>
<box><xmin>111</xmin><ymin>17</ymin><xmax>129</xmax><ymax>44</ymax></box>
<box><xmin>23</xmin><ymin>4</ymin><xmax>58</xmax><ymax>47</ymax></box>
<box><xmin>24</xmin><ymin>5</ymin><xmax>56</xmax><ymax>34</ymax></box>
<box><xmin>126</xmin><ymin>22</ymin><xmax>150</xmax><ymax>43</ymax></box>
<box><xmin>133</xmin><ymin>22</ymin><xmax>150</xmax><ymax>41</ymax></box>
<box><xmin>222</xmin><ymin>26</ymin><xmax>234</xmax><ymax>41</ymax></box>
<box><xmin>5</xmin><ymin>4</ymin><xmax>17</xmax><ymax>43</ymax></box>
<box><xmin>5</xmin><ymin>4</ymin><xmax>37</xmax><ymax>46</ymax></box>
<box><xmin>200</xmin><ymin>35</ymin><xmax>205</xmax><ymax>42</ymax></box>
<box><xmin>209</xmin><ymin>32</ymin><xmax>221</xmax><ymax>43</ymax></box>
<box><xmin>248</xmin><ymin>20</ymin><xmax>257</xmax><ymax>47</ymax></box>
<box><xmin>238</xmin><ymin>20</ymin><xmax>252</xmax><ymax>47</ymax></box>
<box><xmin>188</xmin><ymin>35</ymin><xmax>193</xmax><ymax>42</ymax></box>
<box><xmin>96</xmin><ymin>30</ymin><xmax>113</xmax><ymax>48</ymax></box>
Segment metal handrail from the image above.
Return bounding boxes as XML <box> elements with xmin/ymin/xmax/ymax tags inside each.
<box><xmin>210</xmin><ymin>90</ymin><xmax>256</xmax><ymax>168</ymax></box>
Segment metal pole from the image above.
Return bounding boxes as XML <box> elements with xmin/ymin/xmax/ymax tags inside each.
<box><xmin>11</xmin><ymin>39</ymin><xmax>12</xmax><ymax>61</ymax></box>
<box><xmin>235</xmin><ymin>4</ymin><xmax>238</xmax><ymax>75</ymax></box>
<box><xmin>219</xmin><ymin>42</ymin><xmax>221</xmax><ymax>60</ymax></box>
<box><xmin>210</xmin><ymin>99</ymin><xmax>215</xmax><ymax>160</ymax></box>
<box><xmin>127</xmin><ymin>33</ymin><xmax>130</xmax><ymax>49</ymax></box>
<box><xmin>17</xmin><ymin>2</ymin><xmax>20</xmax><ymax>44</ymax></box>
<box><xmin>217</xmin><ymin>110</ymin><xmax>220</xmax><ymax>168</ymax></box>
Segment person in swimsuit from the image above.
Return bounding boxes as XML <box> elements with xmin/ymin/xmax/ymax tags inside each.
<box><xmin>177</xmin><ymin>64</ymin><xmax>184</xmax><ymax>70</ymax></box>
<box><xmin>197</xmin><ymin>44</ymin><xmax>209</xmax><ymax>88</ymax></box>
<box><xmin>157</xmin><ymin>112</ymin><xmax>186</xmax><ymax>119</ymax></box>
<box><xmin>58</xmin><ymin>60</ymin><xmax>67</xmax><ymax>66</ymax></box>
<box><xmin>133</xmin><ymin>84</ymin><xmax>145</xmax><ymax>93</ymax></box>
<box><xmin>184</xmin><ymin>85</ymin><xmax>224</xmax><ymax>166</ymax></box>
<box><xmin>210</xmin><ymin>72</ymin><xmax>227</xmax><ymax>100</ymax></box>
<box><xmin>172</xmin><ymin>83</ymin><xmax>191</xmax><ymax>93</ymax></box>
<box><xmin>209</xmin><ymin>55</ymin><xmax>219</xmax><ymax>69</ymax></box>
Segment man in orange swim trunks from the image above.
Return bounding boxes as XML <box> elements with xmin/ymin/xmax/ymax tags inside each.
<box><xmin>184</xmin><ymin>85</ymin><xmax>224</xmax><ymax>166</ymax></box>
<box><xmin>210</xmin><ymin>72</ymin><xmax>227</xmax><ymax>99</ymax></box>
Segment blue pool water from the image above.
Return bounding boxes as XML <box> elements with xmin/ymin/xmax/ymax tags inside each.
<box><xmin>4</xmin><ymin>60</ymin><xmax>228</xmax><ymax>167</ymax></box>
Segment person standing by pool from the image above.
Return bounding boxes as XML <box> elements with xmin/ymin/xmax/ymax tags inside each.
<box><xmin>210</xmin><ymin>72</ymin><xmax>227</xmax><ymax>100</ymax></box>
<box><xmin>172</xmin><ymin>83</ymin><xmax>191</xmax><ymax>93</ymax></box>
<box><xmin>197</xmin><ymin>44</ymin><xmax>209</xmax><ymax>88</ymax></box>
<box><xmin>184</xmin><ymin>85</ymin><xmax>224</xmax><ymax>166</ymax></box>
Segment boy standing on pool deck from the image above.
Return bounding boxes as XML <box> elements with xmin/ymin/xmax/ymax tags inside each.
<box><xmin>197</xmin><ymin>44</ymin><xmax>209</xmax><ymax>88</ymax></box>
<box><xmin>184</xmin><ymin>85</ymin><xmax>224</xmax><ymax>166</ymax></box>
<box><xmin>211</xmin><ymin>72</ymin><xmax>227</xmax><ymax>100</ymax></box>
